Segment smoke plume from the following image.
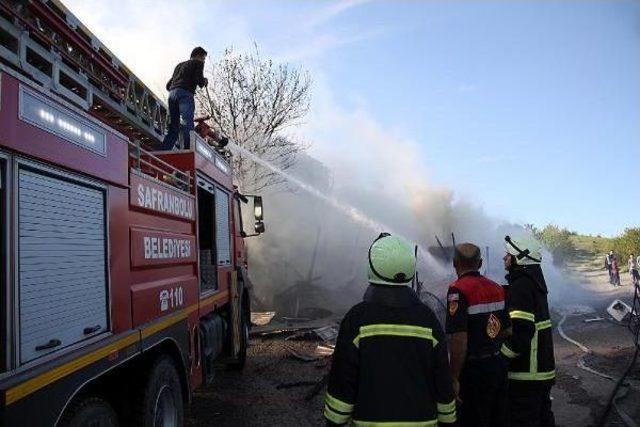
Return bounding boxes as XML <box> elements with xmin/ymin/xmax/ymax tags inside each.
<box><xmin>242</xmin><ymin>90</ymin><xmax>574</xmax><ymax>318</ymax></box>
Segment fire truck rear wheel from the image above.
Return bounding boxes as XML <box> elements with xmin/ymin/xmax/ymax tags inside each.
<box><xmin>133</xmin><ymin>355</ymin><xmax>184</xmax><ymax>427</ymax></box>
<box><xmin>59</xmin><ymin>396</ymin><xmax>118</xmax><ymax>427</ymax></box>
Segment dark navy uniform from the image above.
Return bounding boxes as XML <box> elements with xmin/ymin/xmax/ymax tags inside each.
<box><xmin>325</xmin><ymin>285</ymin><xmax>457</xmax><ymax>426</ymax></box>
<box><xmin>446</xmin><ymin>272</ymin><xmax>510</xmax><ymax>427</ymax></box>
<box><xmin>500</xmin><ymin>265</ymin><xmax>556</xmax><ymax>427</ymax></box>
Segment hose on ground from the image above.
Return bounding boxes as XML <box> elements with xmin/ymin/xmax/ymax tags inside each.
<box><xmin>557</xmin><ymin>314</ymin><xmax>591</xmax><ymax>353</ymax></box>
<box><xmin>612</xmin><ymin>385</ymin><xmax>638</xmax><ymax>427</ymax></box>
<box><xmin>596</xmin><ymin>344</ymin><xmax>639</xmax><ymax>427</ymax></box>
<box><xmin>557</xmin><ymin>314</ymin><xmax>614</xmax><ymax>381</ymax></box>
<box><xmin>596</xmin><ymin>292</ymin><xmax>640</xmax><ymax>427</ymax></box>
<box><xmin>558</xmin><ymin>313</ymin><xmax>638</xmax><ymax>426</ymax></box>
<box><xmin>576</xmin><ymin>354</ymin><xmax>614</xmax><ymax>381</ymax></box>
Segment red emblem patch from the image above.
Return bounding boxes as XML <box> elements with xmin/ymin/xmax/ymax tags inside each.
<box><xmin>449</xmin><ymin>301</ymin><xmax>459</xmax><ymax>316</ymax></box>
<box><xmin>486</xmin><ymin>313</ymin><xmax>501</xmax><ymax>338</ymax></box>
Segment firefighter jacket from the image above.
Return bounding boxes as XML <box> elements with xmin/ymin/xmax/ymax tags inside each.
<box><xmin>324</xmin><ymin>285</ymin><xmax>457</xmax><ymax>426</ymax></box>
<box><xmin>500</xmin><ymin>265</ymin><xmax>556</xmax><ymax>383</ymax></box>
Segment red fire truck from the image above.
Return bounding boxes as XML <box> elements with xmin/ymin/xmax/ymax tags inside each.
<box><xmin>0</xmin><ymin>1</ymin><xmax>265</xmax><ymax>425</ymax></box>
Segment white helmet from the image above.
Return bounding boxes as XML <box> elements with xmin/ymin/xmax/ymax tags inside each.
<box><xmin>367</xmin><ymin>233</ymin><xmax>416</xmax><ymax>286</ymax></box>
<box><xmin>504</xmin><ymin>235</ymin><xmax>542</xmax><ymax>265</ymax></box>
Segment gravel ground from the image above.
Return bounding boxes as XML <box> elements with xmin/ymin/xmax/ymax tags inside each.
<box><xmin>552</xmin><ymin>312</ymin><xmax>638</xmax><ymax>427</ymax></box>
<box><xmin>187</xmin><ymin>336</ymin><xmax>331</xmax><ymax>427</ymax></box>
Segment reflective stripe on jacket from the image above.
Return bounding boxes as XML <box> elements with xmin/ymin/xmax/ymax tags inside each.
<box><xmin>500</xmin><ymin>266</ymin><xmax>556</xmax><ymax>382</ymax></box>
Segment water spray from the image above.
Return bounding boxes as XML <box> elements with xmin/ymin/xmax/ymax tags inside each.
<box><xmin>198</xmin><ymin>62</ymin><xmax>443</xmax><ymax>272</ymax></box>
<box><xmin>226</xmin><ymin>141</ymin><xmax>445</xmax><ymax>273</ymax></box>
<box><xmin>228</xmin><ymin>141</ymin><xmax>391</xmax><ymax>233</ymax></box>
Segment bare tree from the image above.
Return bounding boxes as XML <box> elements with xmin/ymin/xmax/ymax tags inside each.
<box><xmin>196</xmin><ymin>46</ymin><xmax>312</xmax><ymax>192</ymax></box>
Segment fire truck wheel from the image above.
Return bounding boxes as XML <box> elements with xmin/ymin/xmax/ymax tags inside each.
<box><xmin>228</xmin><ymin>308</ymin><xmax>249</xmax><ymax>370</ymax></box>
<box><xmin>59</xmin><ymin>396</ymin><xmax>118</xmax><ymax>427</ymax></box>
<box><xmin>133</xmin><ymin>355</ymin><xmax>184</xmax><ymax>427</ymax></box>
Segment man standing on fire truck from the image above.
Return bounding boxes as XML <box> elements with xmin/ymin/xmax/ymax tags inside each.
<box><xmin>324</xmin><ymin>233</ymin><xmax>457</xmax><ymax>426</ymax></box>
<box><xmin>446</xmin><ymin>243</ymin><xmax>510</xmax><ymax>427</ymax></box>
<box><xmin>500</xmin><ymin>236</ymin><xmax>556</xmax><ymax>427</ymax></box>
<box><xmin>161</xmin><ymin>46</ymin><xmax>209</xmax><ymax>150</ymax></box>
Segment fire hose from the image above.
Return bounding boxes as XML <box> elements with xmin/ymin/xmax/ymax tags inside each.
<box><xmin>557</xmin><ymin>313</ymin><xmax>638</xmax><ymax>427</ymax></box>
<box><xmin>597</xmin><ymin>344</ymin><xmax>639</xmax><ymax>427</ymax></box>
<box><xmin>597</xmin><ymin>285</ymin><xmax>640</xmax><ymax>427</ymax></box>
<box><xmin>557</xmin><ymin>314</ymin><xmax>614</xmax><ymax>381</ymax></box>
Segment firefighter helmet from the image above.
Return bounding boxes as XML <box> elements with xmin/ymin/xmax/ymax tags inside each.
<box><xmin>367</xmin><ymin>233</ymin><xmax>416</xmax><ymax>285</ymax></box>
<box><xmin>504</xmin><ymin>235</ymin><xmax>542</xmax><ymax>265</ymax></box>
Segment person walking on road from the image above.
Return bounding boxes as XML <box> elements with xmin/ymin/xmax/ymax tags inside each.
<box><xmin>604</xmin><ymin>252</ymin><xmax>612</xmax><ymax>284</ymax></box>
<box><xmin>611</xmin><ymin>256</ymin><xmax>621</xmax><ymax>287</ymax></box>
<box><xmin>161</xmin><ymin>47</ymin><xmax>208</xmax><ymax>151</ymax></box>
<box><xmin>324</xmin><ymin>233</ymin><xmax>457</xmax><ymax>426</ymax></box>
<box><xmin>628</xmin><ymin>254</ymin><xmax>639</xmax><ymax>287</ymax></box>
<box><xmin>446</xmin><ymin>243</ymin><xmax>510</xmax><ymax>427</ymax></box>
<box><xmin>500</xmin><ymin>236</ymin><xmax>556</xmax><ymax>427</ymax></box>
<box><xmin>605</xmin><ymin>251</ymin><xmax>615</xmax><ymax>285</ymax></box>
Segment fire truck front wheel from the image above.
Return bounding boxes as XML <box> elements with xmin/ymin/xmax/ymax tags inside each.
<box><xmin>59</xmin><ymin>396</ymin><xmax>118</xmax><ymax>427</ymax></box>
<box><xmin>228</xmin><ymin>300</ymin><xmax>249</xmax><ymax>370</ymax></box>
<box><xmin>133</xmin><ymin>355</ymin><xmax>184</xmax><ymax>427</ymax></box>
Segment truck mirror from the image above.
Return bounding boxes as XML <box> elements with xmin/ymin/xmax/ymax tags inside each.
<box><xmin>253</xmin><ymin>196</ymin><xmax>263</xmax><ymax>221</ymax></box>
<box><xmin>254</xmin><ymin>221</ymin><xmax>265</xmax><ymax>234</ymax></box>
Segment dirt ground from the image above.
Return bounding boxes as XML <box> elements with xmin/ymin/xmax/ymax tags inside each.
<box><xmin>187</xmin><ymin>333</ymin><xmax>332</xmax><ymax>427</ymax></box>
<box><xmin>551</xmin><ymin>252</ymin><xmax>640</xmax><ymax>427</ymax></box>
<box><xmin>187</xmin><ymin>255</ymin><xmax>640</xmax><ymax>427</ymax></box>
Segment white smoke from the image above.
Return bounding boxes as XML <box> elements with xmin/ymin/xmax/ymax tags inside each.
<box><xmin>240</xmin><ymin>89</ymin><xmax>538</xmax><ymax>315</ymax></box>
<box><xmin>239</xmin><ymin>81</ymin><xmax>583</xmax><ymax>317</ymax></box>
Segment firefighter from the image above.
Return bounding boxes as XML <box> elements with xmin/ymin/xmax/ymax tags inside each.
<box><xmin>445</xmin><ymin>243</ymin><xmax>510</xmax><ymax>427</ymax></box>
<box><xmin>324</xmin><ymin>233</ymin><xmax>457</xmax><ymax>426</ymax></box>
<box><xmin>500</xmin><ymin>236</ymin><xmax>556</xmax><ymax>427</ymax></box>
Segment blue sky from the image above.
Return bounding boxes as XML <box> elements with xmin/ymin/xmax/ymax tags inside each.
<box><xmin>66</xmin><ymin>0</ymin><xmax>640</xmax><ymax>237</ymax></box>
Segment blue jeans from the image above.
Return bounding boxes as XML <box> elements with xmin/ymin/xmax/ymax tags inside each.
<box><xmin>161</xmin><ymin>88</ymin><xmax>195</xmax><ymax>150</ymax></box>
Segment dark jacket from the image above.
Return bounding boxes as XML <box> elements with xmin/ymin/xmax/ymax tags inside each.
<box><xmin>325</xmin><ymin>285</ymin><xmax>457</xmax><ymax>426</ymax></box>
<box><xmin>500</xmin><ymin>265</ymin><xmax>556</xmax><ymax>384</ymax></box>
<box><xmin>166</xmin><ymin>59</ymin><xmax>206</xmax><ymax>94</ymax></box>
<box><xmin>445</xmin><ymin>271</ymin><xmax>510</xmax><ymax>357</ymax></box>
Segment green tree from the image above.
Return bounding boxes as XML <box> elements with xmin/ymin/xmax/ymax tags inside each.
<box><xmin>533</xmin><ymin>224</ymin><xmax>576</xmax><ymax>266</ymax></box>
<box><xmin>196</xmin><ymin>46</ymin><xmax>312</xmax><ymax>191</ymax></box>
<box><xmin>611</xmin><ymin>228</ymin><xmax>640</xmax><ymax>268</ymax></box>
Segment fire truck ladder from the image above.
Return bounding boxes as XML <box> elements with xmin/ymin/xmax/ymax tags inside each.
<box><xmin>0</xmin><ymin>0</ymin><xmax>167</xmax><ymax>147</ymax></box>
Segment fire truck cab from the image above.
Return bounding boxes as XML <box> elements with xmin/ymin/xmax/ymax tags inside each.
<box><xmin>0</xmin><ymin>1</ymin><xmax>264</xmax><ymax>426</ymax></box>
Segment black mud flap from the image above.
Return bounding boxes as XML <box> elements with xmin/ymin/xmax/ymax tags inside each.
<box><xmin>229</xmin><ymin>270</ymin><xmax>244</xmax><ymax>361</ymax></box>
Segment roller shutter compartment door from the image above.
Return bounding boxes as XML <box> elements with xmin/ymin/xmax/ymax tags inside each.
<box><xmin>215</xmin><ymin>188</ymin><xmax>231</xmax><ymax>266</ymax></box>
<box><xmin>18</xmin><ymin>168</ymin><xmax>108</xmax><ymax>364</ymax></box>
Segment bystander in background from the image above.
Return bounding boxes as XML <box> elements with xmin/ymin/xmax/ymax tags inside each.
<box><xmin>628</xmin><ymin>254</ymin><xmax>639</xmax><ymax>287</ymax></box>
<box><xmin>611</xmin><ymin>256</ymin><xmax>621</xmax><ymax>287</ymax></box>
